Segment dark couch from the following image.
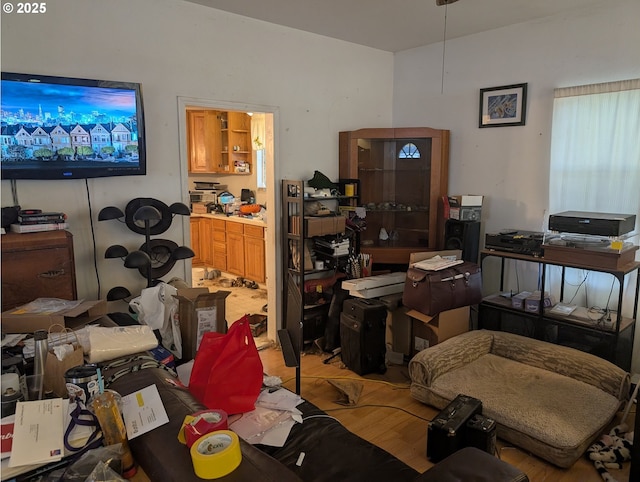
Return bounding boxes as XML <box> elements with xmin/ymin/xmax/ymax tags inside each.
<box><xmin>108</xmin><ymin>367</ymin><xmax>419</xmax><ymax>482</ymax></box>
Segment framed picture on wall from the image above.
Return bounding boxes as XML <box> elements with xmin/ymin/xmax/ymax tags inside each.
<box><xmin>479</xmin><ymin>83</ymin><xmax>528</xmax><ymax>128</ymax></box>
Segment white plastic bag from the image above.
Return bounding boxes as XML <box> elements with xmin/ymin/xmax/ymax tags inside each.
<box><xmin>129</xmin><ymin>283</ymin><xmax>182</xmax><ymax>359</ymax></box>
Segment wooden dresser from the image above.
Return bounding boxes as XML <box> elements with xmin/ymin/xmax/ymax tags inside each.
<box><xmin>1</xmin><ymin>230</ymin><xmax>77</xmax><ymax>312</ymax></box>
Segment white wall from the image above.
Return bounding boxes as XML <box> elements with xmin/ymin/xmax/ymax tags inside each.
<box><xmin>1</xmin><ymin>0</ymin><xmax>394</xmax><ymax>335</ymax></box>
<box><xmin>393</xmin><ymin>0</ymin><xmax>640</xmax><ymax>373</ymax></box>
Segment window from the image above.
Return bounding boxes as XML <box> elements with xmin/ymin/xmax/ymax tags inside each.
<box><xmin>548</xmin><ymin>79</ymin><xmax>640</xmax><ymax>321</ymax></box>
<box><xmin>251</xmin><ymin>113</ymin><xmax>268</xmax><ymax>189</ymax></box>
<box><xmin>256</xmin><ymin>148</ymin><xmax>266</xmax><ymax>189</ymax></box>
<box><xmin>549</xmin><ymin>79</ymin><xmax>640</xmax><ymax>218</ymax></box>
<box><xmin>398</xmin><ymin>142</ymin><xmax>420</xmax><ymax>159</ymax></box>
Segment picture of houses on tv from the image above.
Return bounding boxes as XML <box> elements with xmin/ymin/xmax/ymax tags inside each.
<box><xmin>1</xmin><ymin>72</ymin><xmax>146</xmax><ymax>179</ymax></box>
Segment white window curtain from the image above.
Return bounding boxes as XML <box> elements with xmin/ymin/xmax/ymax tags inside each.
<box><xmin>549</xmin><ymin>79</ymin><xmax>640</xmax><ymax>217</ymax></box>
<box><xmin>548</xmin><ymin>80</ymin><xmax>640</xmax><ymax>373</ymax></box>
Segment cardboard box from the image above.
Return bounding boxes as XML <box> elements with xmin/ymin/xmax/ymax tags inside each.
<box><xmin>409</xmin><ymin>306</ymin><xmax>470</xmax><ymax>356</ymax></box>
<box><xmin>249</xmin><ymin>313</ymin><xmax>267</xmax><ymax>337</ymax></box>
<box><xmin>149</xmin><ymin>345</ymin><xmax>176</xmax><ymax>370</ymax></box>
<box><xmin>304</xmin><ymin>215</ymin><xmax>346</xmax><ymax>236</ymax></box>
<box><xmin>450</xmin><ymin>195</ymin><xmax>484</xmax><ymax>206</ymax></box>
<box><xmin>1</xmin><ymin>299</ymin><xmax>107</xmax><ymax>333</ymax></box>
<box><xmin>511</xmin><ymin>291</ymin><xmax>532</xmax><ymax>310</ymax></box>
<box><xmin>173</xmin><ymin>288</ymin><xmax>230</xmax><ymax>361</ymax></box>
<box><xmin>524</xmin><ymin>291</ymin><xmax>554</xmax><ymax>313</ymax></box>
<box><xmin>385</xmin><ymin>303</ymin><xmax>413</xmax><ymax>357</ymax></box>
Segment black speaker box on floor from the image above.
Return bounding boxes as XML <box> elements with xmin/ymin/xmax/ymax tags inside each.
<box><xmin>444</xmin><ymin>219</ymin><xmax>481</xmax><ymax>263</ymax></box>
<box><xmin>465</xmin><ymin>413</ymin><xmax>497</xmax><ymax>456</ymax></box>
<box><xmin>427</xmin><ymin>394</ymin><xmax>483</xmax><ymax>462</ymax></box>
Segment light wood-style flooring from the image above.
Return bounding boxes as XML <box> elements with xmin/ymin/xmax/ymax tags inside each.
<box><xmin>258</xmin><ymin>345</ymin><xmax>634</xmax><ymax>482</ymax></box>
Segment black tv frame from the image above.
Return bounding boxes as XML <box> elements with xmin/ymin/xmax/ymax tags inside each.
<box><xmin>1</xmin><ymin>71</ymin><xmax>146</xmax><ymax>181</ymax></box>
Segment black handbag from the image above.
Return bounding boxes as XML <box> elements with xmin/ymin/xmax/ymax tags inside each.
<box><xmin>402</xmin><ymin>262</ymin><xmax>482</xmax><ymax>316</ymax></box>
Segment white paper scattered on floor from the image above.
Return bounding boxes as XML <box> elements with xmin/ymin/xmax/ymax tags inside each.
<box><xmin>257</xmin><ymin>387</ymin><xmax>303</xmax><ymax>411</ymax></box>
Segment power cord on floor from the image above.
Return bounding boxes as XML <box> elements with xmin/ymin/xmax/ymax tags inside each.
<box><xmin>321</xmin><ymin>403</ymin><xmax>433</xmax><ymax>423</ymax></box>
<box><xmin>280</xmin><ymin>374</ymin><xmax>410</xmax><ymax>389</ymax></box>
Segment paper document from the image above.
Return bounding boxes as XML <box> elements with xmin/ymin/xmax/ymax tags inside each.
<box><xmin>9</xmin><ymin>399</ymin><xmax>64</xmax><ymax>467</ymax></box>
<box><xmin>256</xmin><ymin>388</ymin><xmax>303</xmax><ymax>412</ymax></box>
<box><xmin>121</xmin><ymin>384</ymin><xmax>169</xmax><ymax>440</ymax></box>
<box><xmin>413</xmin><ymin>256</ymin><xmax>463</xmax><ymax>271</ymax></box>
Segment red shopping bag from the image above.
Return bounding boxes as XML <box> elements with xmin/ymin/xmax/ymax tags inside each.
<box><xmin>188</xmin><ymin>315</ymin><xmax>263</xmax><ymax>414</ymax></box>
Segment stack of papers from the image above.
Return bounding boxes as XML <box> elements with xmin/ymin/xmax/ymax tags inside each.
<box><xmin>549</xmin><ymin>303</ymin><xmax>577</xmax><ymax>315</ymax></box>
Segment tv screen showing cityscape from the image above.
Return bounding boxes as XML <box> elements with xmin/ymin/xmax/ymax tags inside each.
<box><xmin>1</xmin><ymin>72</ymin><xmax>146</xmax><ymax>180</ymax></box>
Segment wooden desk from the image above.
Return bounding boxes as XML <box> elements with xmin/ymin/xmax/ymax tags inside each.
<box><xmin>1</xmin><ymin>230</ymin><xmax>77</xmax><ymax>312</ymax></box>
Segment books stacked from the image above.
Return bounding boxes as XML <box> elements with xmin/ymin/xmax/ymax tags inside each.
<box><xmin>314</xmin><ymin>237</ymin><xmax>350</xmax><ymax>257</ymax></box>
<box><xmin>10</xmin><ymin>209</ymin><xmax>68</xmax><ymax>233</ymax></box>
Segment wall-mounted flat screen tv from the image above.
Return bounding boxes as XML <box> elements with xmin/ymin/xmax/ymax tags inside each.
<box><xmin>1</xmin><ymin>72</ymin><xmax>146</xmax><ymax>180</ymax></box>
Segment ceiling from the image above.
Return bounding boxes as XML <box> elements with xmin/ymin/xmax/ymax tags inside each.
<box><xmin>183</xmin><ymin>0</ymin><xmax>609</xmax><ymax>52</ymax></box>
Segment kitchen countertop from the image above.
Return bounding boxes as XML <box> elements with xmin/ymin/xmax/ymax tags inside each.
<box><xmin>191</xmin><ymin>212</ymin><xmax>267</xmax><ymax>227</ymax></box>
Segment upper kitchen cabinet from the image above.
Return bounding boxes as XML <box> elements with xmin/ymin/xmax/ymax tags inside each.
<box><xmin>220</xmin><ymin>111</ymin><xmax>252</xmax><ymax>174</ymax></box>
<box><xmin>187</xmin><ymin>109</ymin><xmax>221</xmax><ymax>173</ymax></box>
<box><xmin>339</xmin><ymin>127</ymin><xmax>449</xmax><ymax>265</ymax></box>
<box><xmin>187</xmin><ymin>109</ymin><xmax>252</xmax><ymax>174</ymax></box>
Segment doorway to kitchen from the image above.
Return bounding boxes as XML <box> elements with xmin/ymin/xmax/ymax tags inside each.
<box><xmin>177</xmin><ymin>97</ymin><xmax>280</xmax><ymax>342</ymax></box>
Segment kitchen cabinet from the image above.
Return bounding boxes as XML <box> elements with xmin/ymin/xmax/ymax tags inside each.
<box><xmin>226</xmin><ymin>221</ymin><xmax>245</xmax><ymax>276</ymax></box>
<box><xmin>220</xmin><ymin>111</ymin><xmax>252</xmax><ymax>174</ymax></box>
<box><xmin>224</xmin><ymin>221</ymin><xmax>265</xmax><ymax>282</ymax></box>
<box><xmin>190</xmin><ymin>217</ymin><xmax>203</xmax><ymax>265</ymax></box>
<box><xmin>190</xmin><ymin>217</ymin><xmax>214</xmax><ymax>266</ymax></box>
<box><xmin>244</xmin><ymin>225</ymin><xmax>266</xmax><ymax>283</ymax></box>
<box><xmin>191</xmin><ymin>215</ymin><xmax>265</xmax><ymax>282</ymax></box>
<box><xmin>478</xmin><ymin>249</ymin><xmax>638</xmax><ymax>370</ymax></box>
<box><xmin>200</xmin><ymin>218</ymin><xmax>214</xmax><ymax>266</ymax></box>
<box><xmin>187</xmin><ymin>109</ymin><xmax>252</xmax><ymax>174</ymax></box>
<box><xmin>339</xmin><ymin>127</ymin><xmax>449</xmax><ymax>265</ymax></box>
<box><xmin>1</xmin><ymin>230</ymin><xmax>77</xmax><ymax>311</ymax></box>
<box><xmin>186</xmin><ymin>110</ymin><xmax>221</xmax><ymax>173</ymax></box>
<box><xmin>211</xmin><ymin>218</ymin><xmax>227</xmax><ymax>271</ymax></box>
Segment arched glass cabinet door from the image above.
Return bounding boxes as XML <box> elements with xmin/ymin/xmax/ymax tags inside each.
<box><xmin>398</xmin><ymin>142</ymin><xmax>421</xmax><ymax>159</ymax></box>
